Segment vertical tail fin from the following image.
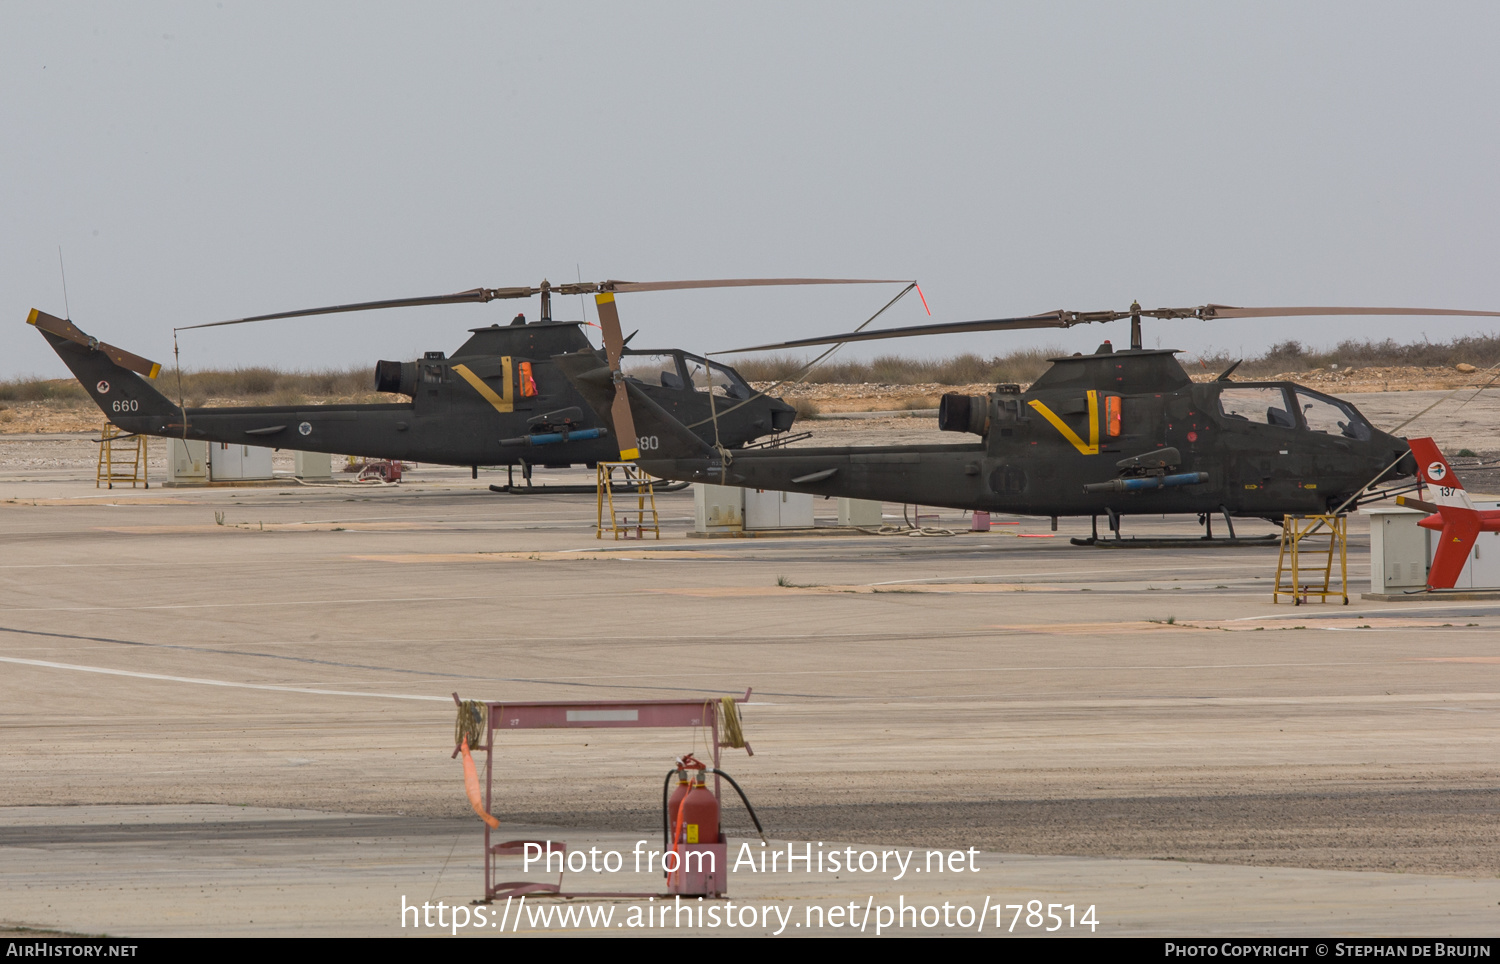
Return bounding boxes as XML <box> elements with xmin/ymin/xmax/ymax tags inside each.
<box><xmin>1407</xmin><ymin>437</ymin><xmax>1474</xmax><ymax>510</ymax></box>
<box><xmin>29</xmin><ymin>311</ymin><xmax>180</xmax><ymax>423</ymax></box>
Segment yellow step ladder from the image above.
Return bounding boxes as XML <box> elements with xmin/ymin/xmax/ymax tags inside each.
<box><xmin>1273</xmin><ymin>513</ymin><xmax>1348</xmax><ymax>604</ymax></box>
<box><xmin>97</xmin><ymin>424</ymin><xmax>147</xmax><ymax>489</ymax></box>
<box><xmin>596</xmin><ymin>462</ymin><xmax>660</xmax><ymax>540</ymax></box>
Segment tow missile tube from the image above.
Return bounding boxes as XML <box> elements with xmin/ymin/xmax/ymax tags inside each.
<box><xmin>1082</xmin><ymin>472</ymin><xmax>1209</xmax><ymax>494</ymax></box>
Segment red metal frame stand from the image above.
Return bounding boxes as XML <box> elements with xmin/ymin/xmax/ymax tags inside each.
<box><xmin>451</xmin><ymin>691</ymin><xmax>753</xmax><ymax>902</ymax></box>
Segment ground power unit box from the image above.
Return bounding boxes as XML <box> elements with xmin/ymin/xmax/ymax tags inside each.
<box><xmin>743</xmin><ymin>488</ymin><xmax>814</xmax><ymax>529</ymax></box>
<box><xmin>693</xmin><ymin>483</ymin><xmax>744</xmax><ymax>532</ymax></box>
<box><xmin>1364</xmin><ymin>505</ymin><xmax>1429</xmax><ymax>593</ymax></box>
<box><xmin>693</xmin><ymin>485</ymin><xmax>816</xmax><ymax>532</ymax></box>
<box><xmin>209</xmin><ymin>442</ymin><xmax>273</xmax><ymax>481</ymax></box>
<box><xmin>169</xmin><ymin>439</ymin><xmax>209</xmax><ymax>483</ymax></box>
<box><xmin>838</xmin><ymin>498</ymin><xmax>884</xmax><ymax>527</ymax></box>
<box><xmin>294</xmin><ymin>450</ymin><xmax>333</xmax><ymax>479</ymax></box>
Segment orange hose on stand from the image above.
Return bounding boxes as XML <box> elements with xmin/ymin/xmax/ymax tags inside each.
<box><xmin>460</xmin><ymin>736</ymin><xmax>500</xmax><ymax>830</ymax></box>
<box><xmin>669</xmin><ymin>793</ymin><xmax>691</xmax><ymax>887</ymax></box>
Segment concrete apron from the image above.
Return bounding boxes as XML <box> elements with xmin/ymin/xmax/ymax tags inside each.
<box><xmin>2</xmin><ymin>805</ymin><xmax>1496</xmax><ymax>938</ymax></box>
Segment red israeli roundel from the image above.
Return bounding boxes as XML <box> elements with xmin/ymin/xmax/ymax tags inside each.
<box><xmin>1186</xmin><ymin>431</ymin><xmax>1198</xmax><ymax>443</ymax></box>
<box><xmin>96</xmin><ymin>380</ymin><xmax>110</xmax><ymax>394</ymax></box>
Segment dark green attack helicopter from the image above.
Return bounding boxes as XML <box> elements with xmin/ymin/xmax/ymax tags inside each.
<box><xmin>28</xmin><ymin>277</ymin><xmax>906</xmax><ymax>484</ymax></box>
<box><xmin>555</xmin><ymin>299</ymin><xmax>1500</xmax><ymax>542</ymax></box>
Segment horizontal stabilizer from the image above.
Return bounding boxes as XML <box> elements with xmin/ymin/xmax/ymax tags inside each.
<box><xmin>1427</xmin><ymin>505</ymin><xmax>1483</xmax><ymax>590</ymax></box>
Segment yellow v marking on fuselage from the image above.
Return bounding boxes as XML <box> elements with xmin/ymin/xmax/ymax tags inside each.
<box><xmin>1028</xmin><ymin>390</ymin><xmax>1099</xmax><ymax>455</ymax></box>
<box><xmin>452</xmin><ymin>359</ymin><xmax>514</xmax><ymax>414</ymax></box>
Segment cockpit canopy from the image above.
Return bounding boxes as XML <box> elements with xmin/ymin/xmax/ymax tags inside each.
<box><xmin>1217</xmin><ymin>385</ymin><xmax>1373</xmax><ymax>441</ymax></box>
<box><xmin>622</xmin><ymin>349</ymin><xmax>756</xmax><ymax>400</ymax></box>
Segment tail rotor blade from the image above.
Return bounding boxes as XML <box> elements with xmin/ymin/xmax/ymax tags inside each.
<box><xmin>610</xmin><ymin>387</ymin><xmax>640</xmax><ymax>461</ymax></box>
<box><xmin>27</xmin><ymin>309</ymin><xmax>162</xmax><ymax>378</ymax></box>
<box><xmin>595</xmin><ymin>293</ymin><xmax>640</xmax><ymax>460</ymax></box>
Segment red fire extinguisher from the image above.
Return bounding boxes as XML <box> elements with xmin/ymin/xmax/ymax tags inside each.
<box><xmin>660</xmin><ymin>753</ymin><xmax>767</xmax><ymax>865</ymax></box>
<box><xmin>665</xmin><ymin>754</ymin><xmax>719</xmax><ymax>850</ymax></box>
<box><xmin>665</xmin><ymin>754</ymin><xmax>699</xmax><ymax>842</ymax></box>
<box><xmin>676</xmin><ymin>768</ymin><xmax>720</xmax><ymax>846</ymax></box>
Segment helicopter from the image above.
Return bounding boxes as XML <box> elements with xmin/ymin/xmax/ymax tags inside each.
<box><xmin>26</xmin><ymin>278</ymin><xmax>905</xmax><ymax>484</ymax></box>
<box><xmin>554</xmin><ymin>298</ymin><xmax>1500</xmax><ymax>542</ymax></box>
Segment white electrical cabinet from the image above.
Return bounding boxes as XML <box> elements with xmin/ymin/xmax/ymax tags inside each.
<box><xmin>1364</xmin><ymin>505</ymin><xmax>1429</xmax><ymax>593</ymax></box>
<box><xmin>294</xmin><ymin>450</ymin><xmax>333</xmax><ymax>479</ymax></box>
<box><xmin>693</xmin><ymin>485</ymin><xmax>816</xmax><ymax>532</ymax></box>
<box><xmin>693</xmin><ymin>484</ymin><xmax>744</xmax><ymax>533</ymax></box>
<box><xmin>838</xmin><ymin>498</ymin><xmax>884</xmax><ymax>527</ymax></box>
<box><xmin>744</xmin><ymin>488</ymin><xmax>814</xmax><ymax>529</ymax></box>
<box><xmin>209</xmin><ymin>442</ymin><xmax>273</xmax><ymax>481</ymax></box>
<box><xmin>168</xmin><ymin>439</ymin><xmax>209</xmax><ymax>483</ymax></box>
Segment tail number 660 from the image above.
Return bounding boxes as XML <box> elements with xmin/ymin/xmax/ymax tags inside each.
<box><xmin>111</xmin><ymin>399</ymin><xmax>139</xmax><ymax>413</ymax></box>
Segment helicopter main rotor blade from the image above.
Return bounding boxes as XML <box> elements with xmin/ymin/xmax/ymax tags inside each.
<box><xmin>594</xmin><ymin>293</ymin><xmax>640</xmax><ymax>461</ymax></box>
<box><xmin>724</xmin><ymin>312</ymin><xmax>1078</xmax><ymax>353</ymax></box>
<box><xmin>181</xmin><ymin>278</ymin><xmax>913</xmax><ymax>331</ymax></box>
<box><xmin>176</xmin><ymin>287</ymin><xmax>540</xmax><ymax>331</ymax></box>
<box><xmin>1176</xmin><ymin>305</ymin><xmax>1500</xmax><ymax>321</ymax></box>
<box><xmin>28</xmin><ymin>309</ymin><xmax>162</xmax><ymax>378</ymax></box>
<box><xmin>604</xmin><ymin>277</ymin><xmax>910</xmax><ymax>294</ymax></box>
<box><xmin>726</xmin><ymin>304</ymin><xmax>1500</xmax><ymax>353</ymax></box>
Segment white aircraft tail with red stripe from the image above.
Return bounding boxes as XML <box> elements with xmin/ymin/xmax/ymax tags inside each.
<box><xmin>1407</xmin><ymin>437</ymin><xmax>1475</xmax><ymax>510</ymax></box>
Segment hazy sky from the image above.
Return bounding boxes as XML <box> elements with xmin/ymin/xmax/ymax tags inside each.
<box><xmin>5</xmin><ymin>2</ymin><xmax>1500</xmax><ymax>379</ymax></box>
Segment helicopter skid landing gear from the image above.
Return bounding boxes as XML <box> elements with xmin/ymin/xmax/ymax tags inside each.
<box><xmin>1071</xmin><ymin>508</ymin><xmax>1279</xmax><ymax>548</ymax></box>
<box><xmin>491</xmin><ymin>458</ymin><xmax>690</xmax><ymax>495</ymax></box>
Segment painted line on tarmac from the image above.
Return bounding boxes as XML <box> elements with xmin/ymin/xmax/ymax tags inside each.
<box><xmin>718</xmin><ymin>690</ymin><xmax>1500</xmax><ymax>709</ymax></box>
<box><xmin>0</xmin><ymin>632</ymin><xmax>818</xmax><ymax>699</ymax></box>
<box><xmin>0</xmin><ymin>562</ymin><xmax>245</xmax><ymax>569</ymax></box>
<box><xmin>866</xmin><ymin>563</ymin><xmax>1264</xmax><ymax>585</ymax></box>
<box><xmin>0</xmin><ymin>653</ymin><xmax>813</xmax><ymax>700</ymax></box>
<box><xmin>0</xmin><ymin>655</ymin><xmax>453</xmax><ymax>702</ymax></box>
<box><xmin>0</xmin><ymin>624</ymin><xmax>482</xmax><ymax>679</ymax></box>
<box><xmin>1229</xmin><ymin>605</ymin><xmax>1500</xmax><ymax>621</ymax></box>
<box><xmin>0</xmin><ymin>593</ymin><xmax>496</xmax><ymax>613</ymax></box>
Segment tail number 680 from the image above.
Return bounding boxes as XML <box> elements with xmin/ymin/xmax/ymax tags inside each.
<box><xmin>111</xmin><ymin>400</ymin><xmax>139</xmax><ymax>413</ymax></box>
<box><xmin>636</xmin><ymin>435</ymin><xmax>660</xmax><ymax>451</ymax></box>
